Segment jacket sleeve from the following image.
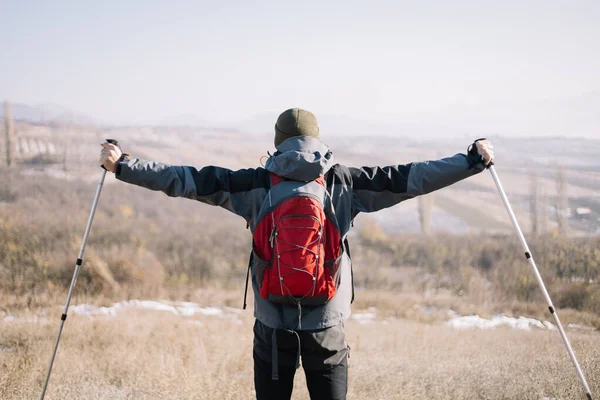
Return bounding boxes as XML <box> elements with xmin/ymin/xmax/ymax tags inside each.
<box><xmin>350</xmin><ymin>153</ymin><xmax>484</xmax><ymax>215</ymax></box>
<box><xmin>115</xmin><ymin>157</ymin><xmax>269</xmax><ymax>221</ymax></box>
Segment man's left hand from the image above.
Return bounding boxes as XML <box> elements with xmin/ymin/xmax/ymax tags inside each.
<box><xmin>475</xmin><ymin>139</ymin><xmax>494</xmax><ymax>166</ymax></box>
<box><xmin>100</xmin><ymin>142</ymin><xmax>123</xmax><ymax>173</ymax></box>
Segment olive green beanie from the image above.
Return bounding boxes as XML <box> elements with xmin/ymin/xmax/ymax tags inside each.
<box><xmin>274</xmin><ymin>108</ymin><xmax>320</xmax><ymax>147</ymax></box>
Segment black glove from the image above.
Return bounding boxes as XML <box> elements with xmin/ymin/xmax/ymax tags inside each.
<box><xmin>467</xmin><ymin>138</ymin><xmax>491</xmax><ymax>169</ymax></box>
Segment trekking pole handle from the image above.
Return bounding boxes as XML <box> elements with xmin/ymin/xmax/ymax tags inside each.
<box><xmin>476</xmin><ymin>138</ymin><xmax>494</xmax><ymax>169</ymax></box>
<box><xmin>468</xmin><ymin>138</ymin><xmax>494</xmax><ymax>169</ymax></box>
<box><xmin>101</xmin><ymin>139</ymin><xmax>120</xmax><ymax>170</ymax></box>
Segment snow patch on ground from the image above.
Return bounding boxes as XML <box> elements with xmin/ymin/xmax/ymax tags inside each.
<box><xmin>446</xmin><ymin>314</ymin><xmax>556</xmax><ymax>331</ymax></box>
<box><xmin>69</xmin><ymin>300</ymin><xmax>242</xmax><ymax>321</ymax></box>
<box><xmin>351</xmin><ymin>307</ymin><xmax>566</xmax><ymax>333</ymax></box>
<box><xmin>1</xmin><ymin>314</ymin><xmax>48</xmax><ymax>324</ymax></box>
<box><xmin>351</xmin><ymin>307</ymin><xmax>377</xmax><ymax>324</ymax></box>
<box><xmin>2</xmin><ymin>303</ymin><xmax>596</xmax><ymax>334</ymax></box>
<box><xmin>1</xmin><ymin>301</ymin><xmax>243</xmax><ymax>326</ymax></box>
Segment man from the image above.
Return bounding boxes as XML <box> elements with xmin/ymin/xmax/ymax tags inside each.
<box><xmin>101</xmin><ymin>108</ymin><xmax>494</xmax><ymax>400</ymax></box>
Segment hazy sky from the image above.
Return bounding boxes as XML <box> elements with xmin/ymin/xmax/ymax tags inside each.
<box><xmin>1</xmin><ymin>0</ymin><xmax>599</xmax><ymax>136</ymax></box>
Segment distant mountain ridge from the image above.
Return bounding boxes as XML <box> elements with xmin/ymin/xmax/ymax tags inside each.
<box><xmin>0</xmin><ymin>101</ymin><xmax>95</xmax><ymax>126</ymax></box>
<box><xmin>3</xmin><ymin>91</ymin><xmax>598</xmax><ymax>138</ymax></box>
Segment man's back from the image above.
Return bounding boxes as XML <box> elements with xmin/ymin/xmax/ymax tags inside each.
<box><xmin>100</xmin><ymin>108</ymin><xmax>494</xmax><ymax>400</ymax></box>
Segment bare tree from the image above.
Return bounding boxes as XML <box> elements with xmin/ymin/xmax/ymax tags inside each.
<box><xmin>62</xmin><ymin>134</ymin><xmax>69</xmax><ymax>172</ymax></box>
<box><xmin>418</xmin><ymin>194</ymin><xmax>434</xmax><ymax>234</ymax></box>
<box><xmin>539</xmin><ymin>185</ymin><xmax>548</xmax><ymax>235</ymax></box>
<box><xmin>3</xmin><ymin>100</ymin><xmax>15</xmax><ymax>167</ymax></box>
<box><xmin>556</xmin><ymin>166</ymin><xmax>568</xmax><ymax>236</ymax></box>
<box><xmin>530</xmin><ymin>171</ymin><xmax>540</xmax><ymax>236</ymax></box>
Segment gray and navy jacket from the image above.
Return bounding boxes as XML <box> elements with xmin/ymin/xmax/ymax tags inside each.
<box><xmin>116</xmin><ymin>136</ymin><xmax>485</xmax><ymax>331</ymax></box>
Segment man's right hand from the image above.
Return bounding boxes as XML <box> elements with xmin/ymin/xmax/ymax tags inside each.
<box><xmin>100</xmin><ymin>142</ymin><xmax>123</xmax><ymax>173</ymax></box>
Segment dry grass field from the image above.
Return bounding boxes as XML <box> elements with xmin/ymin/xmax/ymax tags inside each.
<box><xmin>1</xmin><ymin>290</ymin><xmax>598</xmax><ymax>400</ymax></box>
<box><xmin>1</xmin><ymin>125</ymin><xmax>599</xmax><ymax>399</ymax></box>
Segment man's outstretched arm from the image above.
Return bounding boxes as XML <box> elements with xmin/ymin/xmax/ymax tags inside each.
<box><xmin>100</xmin><ymin>142</ymin><xmax>269</xmax><ymax>221</ymax></box>
<box><xmin>350</xmin><ymin>139</ymin><xmax>494</xmax><ymax>215</ymax></box>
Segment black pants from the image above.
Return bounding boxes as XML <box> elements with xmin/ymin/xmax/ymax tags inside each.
<box><xmin>253</xmin><ymin>320</ymin><xmax>348</xmax><ymax>400</ymax></box>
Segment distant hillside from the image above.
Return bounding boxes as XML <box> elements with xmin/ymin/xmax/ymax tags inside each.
<box><xmin>4</xmin><ymin>114</ymin><xmax>599</xmax><ymax>236</ymax></box>
<box><xmin>0</xmin><ymin>101</ymin><xmax>95</xmax><ymax>126</ymax></box>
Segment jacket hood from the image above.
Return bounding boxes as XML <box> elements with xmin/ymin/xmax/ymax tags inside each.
<box><xmin>264</xmin><ymin>136</ymin><xmax>335</xmax><ymax>181</ymax></box>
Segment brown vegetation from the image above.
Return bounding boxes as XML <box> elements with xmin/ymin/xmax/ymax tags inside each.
<box><xmin>1</xmin><ymin>164</ymin><xmax>599</xmax><ymax>321</ymax></box>
<box><xmin>1</xmin><ymin>164</ymin><xmax>599</xmax><ymax>398</ymax></box>
<box><xmin>1</xmin><ymin>291</ymin><xmax>599</xmax><ymax>399</ymax></box>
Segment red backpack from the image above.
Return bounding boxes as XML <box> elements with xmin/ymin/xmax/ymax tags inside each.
<box><xmin>246</xmin><ymin>173</ymin><xmax>342</xmax><ymax>308</ymax></box>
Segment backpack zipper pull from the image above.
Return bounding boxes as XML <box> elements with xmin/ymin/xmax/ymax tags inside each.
<box><xmin>270</xmin><ymin>229</ymin><xmax>276</xmax><ymax>248</ymax></box>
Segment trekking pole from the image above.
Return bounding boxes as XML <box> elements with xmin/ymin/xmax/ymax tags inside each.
<box><xmin>488</xmin><ymin>164</ymin><xmax>593</xmax><ymax>400</ymax></box>
<box><xmin>39</xmin><ymin>139</ymin><xmax>120</xmax><ymax>400</ymax></box>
